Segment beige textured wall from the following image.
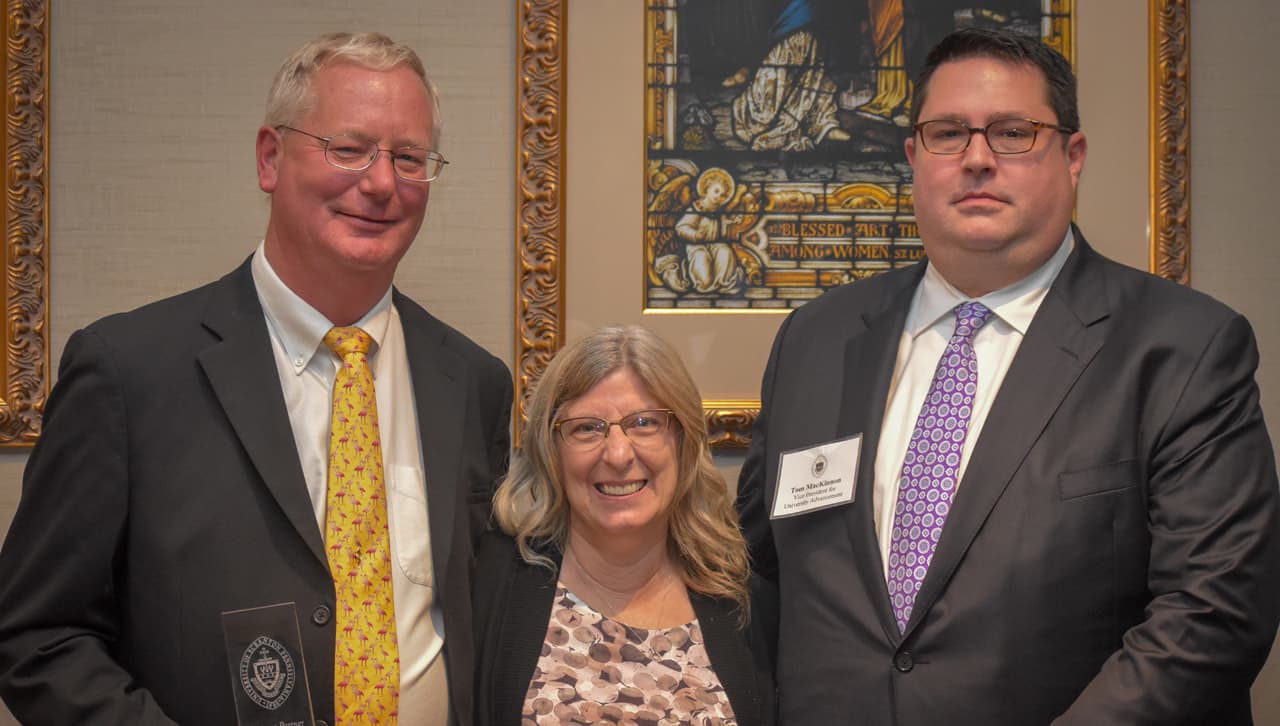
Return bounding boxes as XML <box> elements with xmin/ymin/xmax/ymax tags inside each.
<box><xmin>2</xmin><ymin>1</ymin><xmax>1278</xmax><ymax>724</ymax></box>
<box><xmin>1189</xmin><ymin>2</ymin><xmax>1280</xmax><ymax>714</ymax></box>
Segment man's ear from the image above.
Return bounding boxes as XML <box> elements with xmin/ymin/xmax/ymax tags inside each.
<box><xmin>1066</xmin><ymin>131</ymin><xmax>1087</xmax><ymax>188</ymax></box>
<box><xmin>256</xmin><ymin>125</ymin><xmax>283</xmax><ymax>193</ymax></box>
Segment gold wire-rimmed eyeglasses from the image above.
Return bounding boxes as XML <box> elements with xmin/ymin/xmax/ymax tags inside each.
<box><xmin>553</xmin><ymin>409</ymin><xmax>677</xmax><ymax>449</ymax></box>
<box><xmin>276</xmin><ymin>125</ymin><xmax>448</xmax><ymax>182</ymax></box>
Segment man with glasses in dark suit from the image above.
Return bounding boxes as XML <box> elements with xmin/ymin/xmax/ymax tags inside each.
<box><xmin>0</xmin><ymin>32</ymin><xmax>510</xmax><ymax>725</ymax></box>
<box><xmin>738</xmin><ymin>27</ymin><xmax>1280</xmax><ymax>725</ymax></box>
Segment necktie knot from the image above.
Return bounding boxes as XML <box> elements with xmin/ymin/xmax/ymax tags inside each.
<box><xmin>953</xmin><ymin>301</ymin><xmax>994</xmax><ymax>340</ymax></box>
<box><xmin>324</xmin><ymin>326</ymin><xmax>373</xmax><ymax>360</ymax></box>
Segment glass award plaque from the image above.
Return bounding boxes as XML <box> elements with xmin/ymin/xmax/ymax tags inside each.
<box><xmin>222</xmin><ymin>601</ymin><xmax>316</xmax><ymax>726</ymax></box>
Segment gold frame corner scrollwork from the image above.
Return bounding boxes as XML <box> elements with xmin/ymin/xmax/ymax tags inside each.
<box><xmin>1</xmin><ymin>0</ymin><xmax>49</xmax><ymax>447</ymax></box>
<box><xmin>515</xmin><ymin>2</ymin><xmax>1190</xmax><ymax>449</ymax></box>
<box><xmin>704</xmin><ymin>401</ymin><xmax>759</xmax><ymax>449</ymax></box>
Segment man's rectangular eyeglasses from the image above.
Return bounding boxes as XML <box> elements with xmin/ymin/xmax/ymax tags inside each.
<box><xmin>913</xmin><ymin>118</ymin><xmax>1076</xmax><ymax>155</ymax></box>
<box><xmin>553</xmin><ymin>409</ymin><xmax>676</xmax><ymax>449</ymax></box>
<box><xmin>276</xmin><ymin>125</ymin><xmax>448</xmax><ymax>182</ymax></box>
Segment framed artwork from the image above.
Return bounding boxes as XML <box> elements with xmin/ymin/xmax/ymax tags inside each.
<box><xmin>642</xmin><ymin>1</ymin><xmax>1070</xmax><ymax>311</ymax></box>
<box><xmin>515</xmin><ymin>0</ymin><xmax>1189</xmax><ymax>447</ymax></box>
<box><xmin>0</xmin><ymin>0</ymin><xmax>50</xmax><ymax>446</ymax></box>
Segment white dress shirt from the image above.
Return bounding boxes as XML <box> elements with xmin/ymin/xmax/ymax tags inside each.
<box><xmin>251</xmin><ymin>245</ymin><xmax>448</xmax><ymax>722</ymax></box>
<box><xmin>873</xmin><ymin>230</ymin><xmax>1075</xmax><ymax>577</ymax></box>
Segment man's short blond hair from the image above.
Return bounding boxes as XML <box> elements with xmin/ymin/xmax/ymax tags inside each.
<box><xmin>264</xmin><ymin>32</ymin><xmax>443</xmax><ymax>147</ymax></box>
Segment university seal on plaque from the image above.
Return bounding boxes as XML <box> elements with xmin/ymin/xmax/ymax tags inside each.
<box><xmin>239</xmin><ymin>635</ymin><xmax>296</xmax><ymax>710</ymax></box>
<box><xmin>222</xmin><ymin>601</ymin><xmax>315</xmax><ymax>725</ymax></box>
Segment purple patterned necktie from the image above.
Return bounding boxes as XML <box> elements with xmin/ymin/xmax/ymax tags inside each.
<box><xmin>887</xmin><ymin>301</ymin><xmax>994</xmax><ymax>632</ymax></box>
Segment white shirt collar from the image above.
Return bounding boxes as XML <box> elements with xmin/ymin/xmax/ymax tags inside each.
<box><xmin>906</xmin><ymin>228</ymin><xmax>1075</xmax><ymax>339</ymax></box>
<box><xmin>250</xmin><ymin>242</ymin><xmax>394</xmax><ymax>374</ymax></box>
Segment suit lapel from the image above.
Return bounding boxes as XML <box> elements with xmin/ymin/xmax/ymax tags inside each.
<box><xmin>197</xmin><ymin>260</ymin><xmax>328</xmax><ymax>567</ymax></box>
<box><xmin>397</xmin><ymin>292</ymin><xmax>467</xmax><ymax>594</ymax></box>
<box><xmin>903</xmin><ymin>232</ymin><xmax>1112</xmax><ymax>637</ymax></box>
<box><xmin>839</xmin><ymin>270</ymin><xmax>922</xmax><ymax>641</ymax></box>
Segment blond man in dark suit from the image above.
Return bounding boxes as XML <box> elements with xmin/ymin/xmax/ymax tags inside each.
<box><xmin>0</xmin><ymin>32</ymin><xmax>510</xmax><ymax>725</ymax></box>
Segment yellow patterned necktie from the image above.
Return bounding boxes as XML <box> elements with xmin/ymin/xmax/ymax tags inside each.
<box><xmin>323</xmin><ymin>326</ymin><xmax>399</xmax><ymax>724</ymax></box>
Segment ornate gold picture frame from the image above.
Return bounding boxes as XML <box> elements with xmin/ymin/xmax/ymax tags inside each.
<box><xmin>0</xmin><ymin>0</ymin><xmax>49</xmax><ymax>446</ymax></box>
<box><xmin>515</xmin><ymin>0</ymin><xmax>1190</xmax><ymax>447</ymax></box>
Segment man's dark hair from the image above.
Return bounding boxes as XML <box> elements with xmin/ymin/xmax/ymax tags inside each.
<box><xmin>910</xmin><ymin>27</ymin><xmax>1079</xmax><ymax>133</ymax></box>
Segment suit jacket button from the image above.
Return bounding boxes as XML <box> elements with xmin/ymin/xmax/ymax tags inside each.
<box><xmin>895</xmin><ymin>652</ymin><xmax>914</xmax><ymax>672</ymax></box>
<box><xmin>311</xmin><ymin>604</ymin><xmax>332</xmax><ymax>626</ymax></box>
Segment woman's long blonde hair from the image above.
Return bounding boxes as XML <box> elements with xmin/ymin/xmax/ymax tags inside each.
<box><xmin>492</xmin><ymin>325</ymin><xmax>750</xmax><ymax>612</ymax></box>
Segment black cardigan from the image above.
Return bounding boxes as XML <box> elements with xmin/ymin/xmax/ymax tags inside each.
<box><xmin>472</xmin><ymin>531</ymin><xmax>778</xmax><ymax>725</ymax></box>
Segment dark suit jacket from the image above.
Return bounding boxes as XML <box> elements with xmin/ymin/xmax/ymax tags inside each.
<box><xmin>737</xmin><ymin>229</ymin><xmax>1280</xmax><ymax>725</ymax></box>
<box><xmin>0</xmin><ymin>259</ymin><xmax>512</xmax><ymax>725</ymax></box>
<box><xmin>471</xmin><ymin>531</ymin><xmax>778</xmax><ymax>726</ymax></box>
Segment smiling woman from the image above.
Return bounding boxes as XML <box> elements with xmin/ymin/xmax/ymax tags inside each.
<box><xmin>474</xmin><ymin>324</ymin><xmax>778</xmax><ymax>725</ymax></box>
<box><xmin>555</xmin><ymin>367</ymin><xmax>682</xmax><ymax>546</ymax></box>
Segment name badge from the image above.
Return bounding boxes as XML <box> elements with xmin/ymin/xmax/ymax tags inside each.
<box><xmin>770</xmin><ymin>433</ymin><xmax>861</xmax><ymax>519</ymax></box>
